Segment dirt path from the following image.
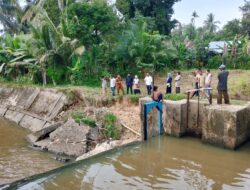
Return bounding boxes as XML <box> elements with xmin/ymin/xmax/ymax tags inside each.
<box><xmin>109</xmin><ymin>101</ymin><xmax>141</xmax><ymax>140</ymax></box>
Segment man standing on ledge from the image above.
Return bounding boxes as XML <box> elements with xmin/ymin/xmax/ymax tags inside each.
<box><xmin>217</xmin><ymin>64</ymin><xmax>230</xmax><ymax>104</ymax></box>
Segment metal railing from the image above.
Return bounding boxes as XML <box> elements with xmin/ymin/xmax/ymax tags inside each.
<box><xmin>185</xmin><ymin>87</ymin><xmax>213</xmax><ymax>129</ymax></box>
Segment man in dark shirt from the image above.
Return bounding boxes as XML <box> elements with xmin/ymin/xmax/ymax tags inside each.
<box><xmin>217</xmin><ymin>64</ymin><xmax>230</xmax><ymax>104</ymax></box>
<box><xmin>126</xmin><ymin>74</ymin><xmax>133</xmax><ymax>94</ymax></box>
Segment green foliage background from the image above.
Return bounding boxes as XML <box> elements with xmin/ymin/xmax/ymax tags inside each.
<box><xmin>1</xmin><ymin>0</ymin><xmax>250</xmax><ymax>86</ymax></box>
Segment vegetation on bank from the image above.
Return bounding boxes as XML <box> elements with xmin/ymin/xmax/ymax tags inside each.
<box><xmin>72</xmin><ymin>112</ymin><xmax>96</xmax><ymax>128</ymax></box>
<box><xmin>1</xmin><ymin>0</ymin><xmax>250</xmax><ymax>87</ymax></box>
<box><xmin>103</xmin><ymin>113</ymin><xmax>121</xmax><ymax>140</ymax></box>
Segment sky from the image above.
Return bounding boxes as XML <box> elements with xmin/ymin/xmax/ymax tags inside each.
<box><xmin>0</xmin><ymin>0</ymin><xmax>246</xmax><ymax>32</ymax></box>
<box><xmin>173</xmin><ymin>0</ymin><xmax>245</xmax><ymax>28</ymax></box>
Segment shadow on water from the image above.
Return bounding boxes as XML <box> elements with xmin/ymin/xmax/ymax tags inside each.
<box><xmin>3</xmin><ymin>135</ymin><xmax>250</xmax><ymax>190</ymax></box>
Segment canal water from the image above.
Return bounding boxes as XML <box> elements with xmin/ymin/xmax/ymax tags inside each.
<box><xmin>9</xmin><ymin>136</ymin><xmax>250</xmax><ymax>190</ymax></box>
<box><xmin>0</xmin><ymin>118</ymin><xmax>62</xmax><ymax>185</ymax></box>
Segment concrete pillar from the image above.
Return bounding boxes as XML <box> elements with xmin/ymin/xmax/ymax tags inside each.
<box><xmin>164</xmin><ymin>100</ymin><xmax>186</xmax><ymax>137</ymax></box>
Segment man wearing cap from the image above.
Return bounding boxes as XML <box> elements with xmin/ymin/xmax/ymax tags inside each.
<box><xmin>217</xmin><ymin>64</ymin><xmax>230</xmax><ymax>104</ymax></box>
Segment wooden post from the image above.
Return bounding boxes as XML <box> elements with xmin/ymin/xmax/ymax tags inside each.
<box><xmin>186</xmin><ymin>92</ymin><xmax>190</xmax><ymax>129</ymax></box>
<box><xmin>197</xmin><ymin>88</ymin><xmax>200</xmax><ymax>128</ymax></box>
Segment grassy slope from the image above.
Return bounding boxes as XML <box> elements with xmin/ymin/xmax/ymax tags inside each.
<box><xmin>0</xmin><ymin>70</ymin><xmax>249</xmax><ymax>102</ymax></box>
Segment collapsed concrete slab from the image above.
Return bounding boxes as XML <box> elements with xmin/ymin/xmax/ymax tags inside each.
<box><xmin>46</xmin><ymin>119</ymin><xmax>90</xmax><ymax>157</ymax></box>
<box><xmin>26</xmin><ymin>122</ymin><xmax>62</xmax><ymax>144</ymax></box>
<box><xmin>0</xmin><ymin>86</ymin><xmax>69</xmax><ymax>132</ymax></box>
<box><xmin>19</xmin><ymin>115</ymin><xmax>46</xmax><ymax>132</ymax></box>
<box><xmin>4</xmin><ymin>110</ymin><xmax>24</xmax><ymax>124</ymax></box>
<box><xmin>0</xmin><ymin>106</ymin><xmax>7</xmax><ymax>117</ymax></box>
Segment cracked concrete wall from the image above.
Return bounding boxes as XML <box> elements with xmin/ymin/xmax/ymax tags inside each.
<box><xmin>165</xmin><ymin>100</ymin><xmax>186</xmax><ymax>137</ymax></box>
<box><xmin>140</xmin><ymin>97</ymin><xmax>250</xmax><ymax>149</ymax></box>
<box><xmin>0</xmin><ymin>86</ymin><xmax>68</xmax><ymax>132</ymax></box>
<box><xmin>202</xmin><ymin>104</ymin><xmax>250</xmax><ymax>149</ymax></box>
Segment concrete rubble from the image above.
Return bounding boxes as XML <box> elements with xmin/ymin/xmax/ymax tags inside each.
<box><xmin>76</xmin><ymin>139</ymin><xmax>136</xmax><ymax>161</ymax></box>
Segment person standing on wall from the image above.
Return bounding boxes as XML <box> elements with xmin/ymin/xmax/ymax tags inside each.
<box><xmin>217</xmin><ymin>64</ymin><xmax>230</xmax><ymax>104</ymax></box>
<box><xmin>194</xmin><ymin>69</ymin><xmax>205</xmax><ymax>97</ymax></box>
<box><xmin>126</xmin><ymin>74</ymin><xmax>133</xmax><ymax>94</ymax></box>
<box><xmin>175</xmin><ymin>72</ymin><xmax>181</xmax><ymax>94</ymax></box>
<box><xmin>110</xmin><ymin>76</ymin><xmax>116</xmax><ymax>96</ymax></box>
<box><xmin>205</xmin><ymin>69</ymin><xmax>212</xmax><ymax>103</ymax></box>
<box><xmin>166</xmin><ymin>73</ymin><xmax>172</xmax><ymax>94</ymax></box>
<box><xmin>144</xmin><ymin>73</ymin><xmax>153</xmax><ymax>95</ymax></box>
<box><xmin>189</xmin><ymin>70</ymin><xmax>199</xmax><ymax>98</ymax></box>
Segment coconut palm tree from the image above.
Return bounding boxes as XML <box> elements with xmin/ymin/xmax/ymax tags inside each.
<box><xmin>26</xmin><ymin>7</ymin><xmax>84</xmax><ymax>85</ymax></box>
<box><xmin>191</xmin><ymin>11</ymin><xmax>199</xmax><ymax>27</ymax></box>
<box><xmin>204</xmin><ymin>13</ymin><xmax>220</xmax><ymax>34</ymax></box>
<box><xmin>0</xmin><ymin>0</ymin><xmax>23</xmax><ymax>34</ymax></box>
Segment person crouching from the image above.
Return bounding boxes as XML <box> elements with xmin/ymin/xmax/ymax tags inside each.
<box><xmin>152</xmin><ymin>86</ymin><xmax>163</xmax><ymax>102</ymax></box>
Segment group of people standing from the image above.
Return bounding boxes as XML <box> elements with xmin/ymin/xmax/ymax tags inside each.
<box><xmin>102</xmin><ymin>72</ymin><xmax>182</xmax><ymax>97</ymax></box>
<box><xmin>166</xmin><ymin>65</ymin><xmax>229</xmax><ymax>104</ymax></box>
<box><xmin>102</xmin><ymin>74</ymin><xmax>141</xmax><ymax>97</ymax></box>
<box><xmin>165</xmin><ymin>72</ymin><xmax>181</xmax><ymax>94</ymax></box>
<box><xmin>101</xmin><ymin>64</ymin><xmax>230</xmax><ymax>105</ymax></box>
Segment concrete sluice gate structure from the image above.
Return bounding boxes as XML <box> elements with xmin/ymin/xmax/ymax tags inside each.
<box><xmin>140</xmin><ymin>97</ymin><xmax>250</xmax><ymax>150</ymax></box>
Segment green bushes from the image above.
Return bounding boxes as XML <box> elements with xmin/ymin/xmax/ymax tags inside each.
<box><xmin>128</xmin><ymin>95</ymin><xmax>142</xmax><ymax>105</ymax></box>
<box><xmin>239</xmin><ymin>80</ymin><xmax>250</xmax><ymax>95</ymax></box>
<box><xmin>206</xmin><ymin>55</ymin><xmax>222</xmax><ymax>69</ymax></box>
<box><xmin>103</xmin><ymin>113</ymin><xmax>121</xmax><ymax>140</ymax></box>
<box><xmin>164</xmin><ymin>94</ymin><xmax>186</xmax><ymax>101</ymax></box>
<box><xmin>72</xmin><ymin>112</ymin><xmax>96</xmax><ymax>127</ymax></box>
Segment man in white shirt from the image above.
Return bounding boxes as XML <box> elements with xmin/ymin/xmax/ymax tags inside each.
<box><xmin>175</xmin><ymin>72</ymin><xmax>181</xmax><ymax>94</ymax></box>
<box><xmin>110</xmin><ymin>76</ymin><xmax>116</xmax><ymax>96</ymax></box>
<box><xmin>144</xmin><ymin>73</ymin><xmax>152</xmax><ymax>95</ymax></box>
<box><xmin>205</xmin><ymin>69</ymin><xmax>212</xmax><ymax>101</ymax></box>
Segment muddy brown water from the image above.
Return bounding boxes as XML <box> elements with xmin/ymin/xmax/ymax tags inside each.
<box><xmin>6</xmin><ymin>136</ymin><xmax>250</xmax><ymax>190</ymax></box>
<box><xmin>0</xmin><ymin>118</ymin><xmax>62</xmax><ymax>185</ymax></box>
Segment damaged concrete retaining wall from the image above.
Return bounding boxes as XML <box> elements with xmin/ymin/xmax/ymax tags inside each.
<box><xmin>0</xmin><ymin>86</ymin><xmax>69</xmax><ymax>132</ymax></box>
<box><xmin>202</xmin><ymin>104</ymin><xmax>250</xmax><ymax>149</ymax></box>
<box><xmin>140</xmin><ymin>97</ymin><xmax>250</xmax><ymax>150</ymax></box>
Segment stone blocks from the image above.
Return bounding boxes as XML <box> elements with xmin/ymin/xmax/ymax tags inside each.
<box><xmin>202</xmin><ymin>104</ymin><xmax>250</xmax><ymax>149</ymax></box>
<box><xmin>140</xmin><ymin>97</ymin><xmax>250</xmax><ymax>150</ymax></box>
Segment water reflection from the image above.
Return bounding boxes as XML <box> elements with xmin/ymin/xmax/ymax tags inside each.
<box><xmin>223</xmin><ymin>168</ymin><xmax>250</xmax><ymax>190</ymax></box>
<box><xmin>15</xmin><ymin>137</ymin><xmax>250</xmax><ymax>190</ymax></box>
<box><xmin>0</xmin><ymin>118</ymin><xmax>62</xmax><ymax>185</ymax></box>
